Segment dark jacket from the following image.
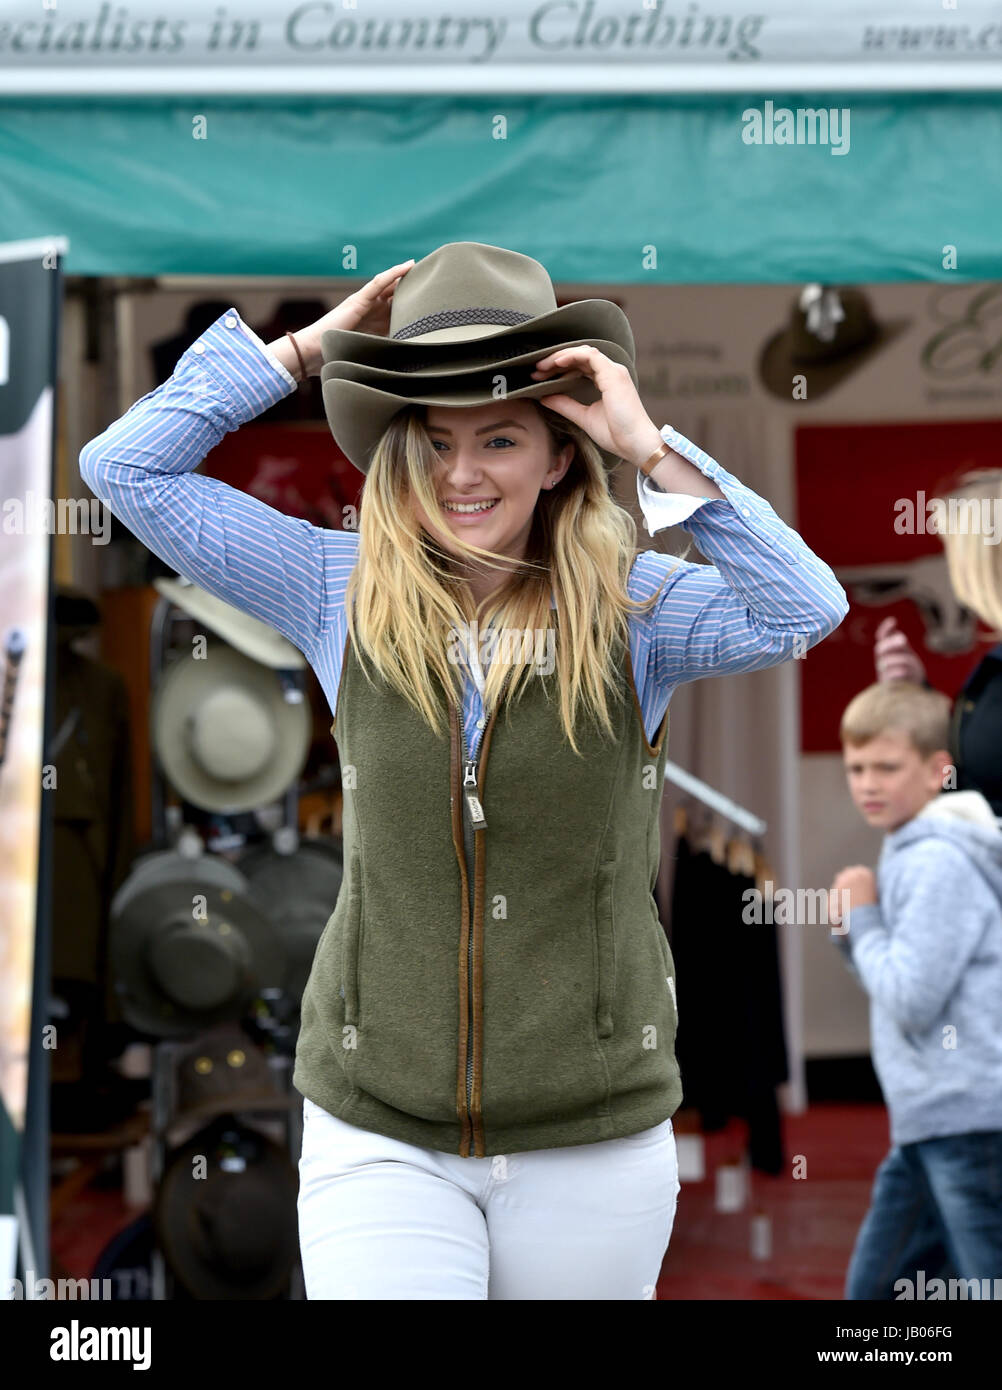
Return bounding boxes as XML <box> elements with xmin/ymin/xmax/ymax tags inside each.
<box><xmin>951</xmin><ymin>642</ymin><xmax>1002</xmax><ymax>817</ymax></box>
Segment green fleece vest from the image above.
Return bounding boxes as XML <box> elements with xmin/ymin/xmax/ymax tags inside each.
<box><xmin>293</xmin><ymin>623</ymin><xmax>682</xmax><ymax>1157</ymax></box>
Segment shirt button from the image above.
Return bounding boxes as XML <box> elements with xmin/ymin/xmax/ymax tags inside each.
<box><xmin>225</xmin><ymin>316</ymin><xmax>237</xmax><ymax>329</ymax></box>
<box><xmin>192</xmin><ymin>343</ymin><xmax>205</xmax><ymax>354</ymax></box>
<box><xmin>476</xmin><ymin>718</ymin><xmax>486</xmax><ymax>729</ymax></box>
<box><xmin>742</xmin><ymin>507</ymin><xmax>751</xmax><ymax>516</ymax></box>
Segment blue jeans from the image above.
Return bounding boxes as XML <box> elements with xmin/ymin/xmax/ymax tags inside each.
<box><xmin>846</xmin><ymin>1130</ymin><xmax>1002</xmax><ymax>1299</ymax></box>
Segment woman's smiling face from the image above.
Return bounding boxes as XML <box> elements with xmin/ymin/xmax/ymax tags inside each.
<box><xmin>413</xmin><ymin>399</ymin><xmax>574</xmax><ymax>563</ymax></box>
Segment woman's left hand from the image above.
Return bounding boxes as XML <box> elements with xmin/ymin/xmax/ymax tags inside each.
<box><xmin>531</xmin><ymin>346</ymin><xmax>663</xmax><ymax>469</ymax></box>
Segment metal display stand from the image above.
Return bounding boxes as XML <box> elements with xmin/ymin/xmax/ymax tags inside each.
<box><xmin>145</xmin><ymin>592</ymin><xmax>307</xmax><ymax>1299</ymax></box>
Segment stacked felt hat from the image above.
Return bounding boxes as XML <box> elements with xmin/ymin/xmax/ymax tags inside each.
<box><xmin>320</xmin><ymin>241</ymin><xmax>639</xmax><ymax>474</ymax></box>
<box><xmin>150</xmin><ymin>578</ymin><xmax>311</xmax><ymax>815</ymax></box>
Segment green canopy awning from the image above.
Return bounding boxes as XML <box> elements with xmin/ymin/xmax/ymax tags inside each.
<box><xmin>0</xmin><ymin>92</ymin><xmax>998</xmax><ymax>281</ymax></box>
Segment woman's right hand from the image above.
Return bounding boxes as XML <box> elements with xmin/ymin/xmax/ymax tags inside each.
<box><xmin>293</xmin><ymin>260</ymin><xmax>416</xmax><ymax>376</ymax></box>
<box><xmin>874</xmin><ymin>615</ymin><xmax>927</xmax><ymax>684</ymax></box>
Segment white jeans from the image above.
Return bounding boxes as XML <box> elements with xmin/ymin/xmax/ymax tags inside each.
<box><xmin>297</xmin><ymin>1097</ymin><xmax>681</xmax><ymax>1299</ymax></box>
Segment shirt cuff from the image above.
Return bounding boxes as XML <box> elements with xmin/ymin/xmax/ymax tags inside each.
<box><xmin>655</xmin><ymin>423</ymin><xmax>799</xmax><ymax>564</ymax></box>
<box><xmin>181</xmin><ymin>308</ymin><xmax>299</xmax><ymax>424</ymax></box>
<box><xmin>234</xmin><ymin>314</ymin><xmax>299</xmax><ymax>388</ymax></box>
<box><xmin>635</xmin><ymin>469</ymin><xmax>714</xmax><ymax>535</ymax></box>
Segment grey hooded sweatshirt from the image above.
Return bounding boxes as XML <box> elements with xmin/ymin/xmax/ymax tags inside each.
<box><xmin>839</xmin><ymin>790</ymin><xmax>1002</xmax><ymax>1147</ymax></box>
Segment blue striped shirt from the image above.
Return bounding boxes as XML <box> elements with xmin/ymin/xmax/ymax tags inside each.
<box><xmin>78</xmin><ymin>308</ymin><xmax>848</xmax><ymax>761</ymax></box>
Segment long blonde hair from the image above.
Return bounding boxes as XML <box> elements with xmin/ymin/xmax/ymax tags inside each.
<box><xmin>344</xmin><ymin>402</ymin><xmax>685</xmax><ymax>755</ymax></box>
<box><xmin>937</xmin><ymin>468</ymin><xmax>1002</xmax><ymax>639</ymax></box>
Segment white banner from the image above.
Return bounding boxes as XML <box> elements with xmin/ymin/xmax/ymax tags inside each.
<box><xmin>2</xmin><ymin>0</ymin><xmax>1002</xmax><ymax>93</ymax></box>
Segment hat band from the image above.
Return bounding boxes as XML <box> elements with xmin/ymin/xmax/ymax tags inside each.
<box><xmin>392</xmin><ymin>307</ymin><xmax>533</xmax><ymax>340</ymax></box>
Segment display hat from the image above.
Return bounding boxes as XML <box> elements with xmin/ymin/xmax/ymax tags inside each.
<box><xmin>151</xmin><ymin>641</ymin><xmax>311</xmax><ymax>814</ymax></box>
<box><xmin>154</xmin><ymin>1115</ymin><xmax>300</xmax><ymax>1299</ymax></box>
<box><xmin>235</xmin><ymin>836</ymin><xmax>344</xmax><ymax>1004</ymax></box>
<box><xmin>154</xmin><ymin>577</ymin><xmax>306</xmax><ymax>670</ymax></box>
<box><xmin>109</xmin><ymin>850</ymin><xmax>286</xmax><ymax>1038</ymax></box>
<box><xmin>758</xmin><ymin>284</ymin><xmax>910</xmax><ymax>401</ymax></box>
<box><xmin>320</xmin><ymin>241</ymin><xmax>639</xmax><ymax>474</ymax></box>
<box><xmin>173</xmin><ymin>1021</ymin><xmax>294</xmax><ymax>1124</ymax></box>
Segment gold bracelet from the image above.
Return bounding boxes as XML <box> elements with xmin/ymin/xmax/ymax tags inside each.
<box><xmin>639</xmin><ymin>439</ymin><xmax>671</xmax><ymax>477</ymax></box>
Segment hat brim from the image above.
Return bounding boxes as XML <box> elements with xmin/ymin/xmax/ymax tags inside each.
<box><xmin>154</xmin><ymin>578</ymin><xmax>306</xmax><ymax>671</ymax></box>
<box><xmin>321</xmin><ymin>298</ymin><xmax>635</xmax><ymax>365</ymax></box>
<box><xmin>110</xmin><ymin>880</ymin><xmax>286</xmax><ymax>1038</ymax></box>
<box><xmin>322</xmin><ymin>344</ymin><xmax>638</xmax><ymax>475</ymax></box>
<box><xmin>155</xmin><ymin>1121</ymin><xmax>299</xmax><ymax>1299</ymax></box>
<box><xmin>321</xmin><ymin>335</ymin><xmax>635</xmax><ymax>384</ymax></box>
<box><xmin>758</xmin><ymin>317</ymin><xmax>910</xmax><ymax>402</ymax></box>
<box><xmin>171</xmin><ymin>1092</ymin><xmax>297</xmax><ymax>1130</ymax></box>
<box><xmin>151</xmin><ymin>646</ymin><xmax>311</xmax><ymax>814</ymax></box>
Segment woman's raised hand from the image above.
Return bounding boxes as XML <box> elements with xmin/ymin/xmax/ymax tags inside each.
<box><xmin>530</xmin><ymin>345</ymin><xmax>663</xmax><ymax>470</ymax></box>
<box><xmin>287</xmin><ymin>260</ymin><xmax>416</xmax><ymax>377</ymax></box>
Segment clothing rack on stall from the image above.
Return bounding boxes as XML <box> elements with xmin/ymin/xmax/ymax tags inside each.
<box><xmin>663</xmin><ymin>760</ymin><xmax>767</xmax><ymax>836</ymax></box>
<box><xmin>661</xmin><ymin>761</ymin><xmax>788</xmax><ymax>1180</ymax></box>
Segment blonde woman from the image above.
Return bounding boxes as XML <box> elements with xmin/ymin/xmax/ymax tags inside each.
<box><xmin>874</xmin><ymin>469</ymin><xmax>1002</xmax><ymax>817</ymax></box>
<box><xmin>80</xmin><ymin>244</ymin><xmax>848</xmax><ymax>1300</ymax></box>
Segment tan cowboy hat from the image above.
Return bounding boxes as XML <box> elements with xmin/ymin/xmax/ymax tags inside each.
<box><xmin>151</xmin><ymin>642</ymin><xmax>311</xmax><ymax>814</ymax></box>
<box><xmin>321</xmin><ymin>241</ymin><xmax>639</xmax><ymax>474</ymax></box>
<box><xmin>154</xmin><ymin>577</ymin><xmax>306</xmax><ymax>670</ymax></box>
<box><xmin>758</xmin><ymin>284</ymin><xmax>910</xmax><ymax>402</ymax></box>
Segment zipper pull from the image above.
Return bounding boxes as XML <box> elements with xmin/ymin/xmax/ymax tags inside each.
<box><xmin>463</xmin><ymin>760</ymin><xmax>487</xmax><ymax>830</ymax></box>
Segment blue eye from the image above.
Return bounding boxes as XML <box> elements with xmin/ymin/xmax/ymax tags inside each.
<box><xmin>430</xmin><ymin>437</ymin><xmax>515</xmax><ymax>451</ymax></box>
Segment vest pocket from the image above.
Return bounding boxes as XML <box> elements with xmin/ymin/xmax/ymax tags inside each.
<box><xmin>594</xmin><ymin>859</ymin><xmax>617</xmax><ymax>1038</ymax></box>
<box><xmin>341</xmin><ymin>854</ymin><xmax>363</xmax><ymax>1027</ymax></box>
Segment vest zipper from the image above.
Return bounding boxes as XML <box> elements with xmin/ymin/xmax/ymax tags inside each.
<box><xmin>458</xmin><ymin>713</ymin><xmax>480</xmax><ymax>1139</ymax></box>
<box><xmin>452</xmin><ymin>673</ymin><xmax>512</xmax><ymax>1158</ymax></box>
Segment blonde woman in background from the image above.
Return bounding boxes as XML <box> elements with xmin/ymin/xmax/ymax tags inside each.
<box><xmin>874</xmin><ymin>469</ymin><xmax>1002</xmax><ymax>818</ymax></box>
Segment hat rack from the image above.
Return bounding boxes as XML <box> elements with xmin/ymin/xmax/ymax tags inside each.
<box><xmin>138</xmin><ymin>591</ymin><xmax>314</xmax><ymax>1299</ymax></box>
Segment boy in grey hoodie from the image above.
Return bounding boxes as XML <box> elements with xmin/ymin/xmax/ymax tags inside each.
<box><xmin>830</xmin><ymin>680</ymin><xmax>1002</xmax><ymax>1301</ymax></box>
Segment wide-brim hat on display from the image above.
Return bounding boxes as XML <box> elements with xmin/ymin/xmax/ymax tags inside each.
<box><xmin>321</xmin><ymin>241</ymin><xmax>639</xmax><ymax>474</ymax></box>
<box><xmin>173</xmin><ymin>1021</ymin><xmax>294</xmax><ymax>1124</ymax></box>
<box><xmin>758</xmin><ymin>284</ymin><xmax>909</xmax><ymax>401</ymax></box>
<box><xmin>154</xmin><ymin>577</ymin><xmax>306</xmax><ymax>671</ymax></box>
<box><xmin>151</xmin><ymin>641</ymin><xmax>311</xmax><ymax>814</ymax></box>
<box><xmin>154</xmin><ymin>1115</ymin><xmax>300</xmax><ymax>1299</ymax></box>
<box><xmin>110</xmin><ymin>850</ymin><xmax>286</xmax><ymax>1038</ymax></box>
<box><xmin>111</xmin><ymin>845</ymin><xmax>287</xmax><ymax>1045</ymax></box>
<box><xmin>235</xmin><ymin>836</ymin><xmax>344</xmax><ymax>1004</ymax></box>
